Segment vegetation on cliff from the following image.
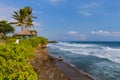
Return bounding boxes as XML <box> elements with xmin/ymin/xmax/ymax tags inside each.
<box><xmin>0</xmin><ymin>37</ymin><xmax>48</xmax><ymax>80</ymax></box>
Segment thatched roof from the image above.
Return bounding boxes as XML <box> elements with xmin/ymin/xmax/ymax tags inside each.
<box><xmin>17</xmin><ymin>29</ymin><xmax>37</xmax><ymax>36</ymax></box>
<box><xmin>31</xmin><ymin>31</ymin><xmax>37</xmax><ymax>35</ymax></box>
<box><xmin>18</xmin><ymin>29</ymin><xmax>32</xmax><ymax>36</ymax></box>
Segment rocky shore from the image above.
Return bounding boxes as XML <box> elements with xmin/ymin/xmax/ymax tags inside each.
<box><xmin>31</xmin><ymin>47</ymin><xmax>68</xmax><ymax>80</ymax></box>
<box><xmin>31</xmin><ymin>47</ymin><xmax>94</xmax><ymax>80</ymax></box>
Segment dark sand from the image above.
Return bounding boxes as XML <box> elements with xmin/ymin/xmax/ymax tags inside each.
<box><xmin>55</xmin><ymin>58</ymin><xmax>94</xmax><ymax>80</ymax></box>
<box><xmin>32</xmin><ymin>47</ymin><xmax>94</xmax><ymax>80</ymax></box>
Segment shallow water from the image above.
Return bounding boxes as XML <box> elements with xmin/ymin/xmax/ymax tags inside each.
<box><xmin>47</xmin><ymin>41</ymin><xmax>120</xmax><ymax>80</ymax></box>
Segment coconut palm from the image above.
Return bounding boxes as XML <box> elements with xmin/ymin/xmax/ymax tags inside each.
<box><xmin>12</xmin><ymin>6</ymin><xmax>36</xmax><ymax>31</ymax></box>
<box><xmin>24</xmin><ymin>7</ymin><xmax>36</xmax><ymax>29</ymax></box>
<box><xmin>12</xmin><ymin>8</ymin><xmax>26</xmax><ymax>30</ymax></box>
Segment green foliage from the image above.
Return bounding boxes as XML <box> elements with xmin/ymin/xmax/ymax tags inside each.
<box><xmin>12</xmin><ymin>6</ymin><xmax>36</xmax><ymax>30</ymax></box>
<box><xmin>19</xmin><ymin>36</ymin><xmax>48</xmax><ymax>48</ymax></box>
<box><xmin>6</xmin><ymin>37</ymin><xmax>16</xmax><ymax>44</ymax></box>
<box><xmin>39</xmin><ymin>36</ymin><xmax>48</xmax><ymax>45</ymax></box>
<box><xmin>0</xmin><ymin>40</ymin><xmax>38</xmax><ymax>80</ymax></box>
<box><xmin>0</xmin><ymin>20</ymin><xmax>14</xmax><ymax>35</ymax></box>
<box><xmin>0</xmin><ymin>36</ymin><xmax>48</xmax><ymax>79</ymax></box>
<box><xmin>29</xmin><ymin>36</ymin><xmax>48</xmax><ymax>47</ymax></box>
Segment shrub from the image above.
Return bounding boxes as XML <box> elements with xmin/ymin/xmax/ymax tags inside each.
<box><xmin>0</xmin><ymin>39</ymin><xmax>38</xmax><ymax>80</ymax></box>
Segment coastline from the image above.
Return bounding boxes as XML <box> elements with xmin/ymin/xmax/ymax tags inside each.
<box><xmin>50</xmin><ymin>55</ymin><xmax>95</xmax><ymax>80</ymax></box>
<box><xmin>31</xmin><ymin>47</ymin><xmax>94</xmax><ymax>80</ymax></box>
<box><xmin>31</xmin><ymin>47</ymin><xmax>68</xmax><ymax>80</ymax></box>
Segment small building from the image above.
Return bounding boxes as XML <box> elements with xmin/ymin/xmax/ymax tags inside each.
<box><xmin>17</xmin><ymin>29</ymin><xmax>36</xmax><ymax>39</ymax></box>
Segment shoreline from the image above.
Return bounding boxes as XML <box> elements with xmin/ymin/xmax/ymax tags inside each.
<box><xmin>31</xmin><ymin>47</ymin><xmax>94</xmax><ymax>80</ymax></box>
<box><xmin>49</xmin><ymin>55</ymin><xmax>95</xmax><ymax>80</ymax></box>
<box><xmin>31</xmin><ymin>48</ymin><xmax>68</xmax><ymax>80</ymax></box>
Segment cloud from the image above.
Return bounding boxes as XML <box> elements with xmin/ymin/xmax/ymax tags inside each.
<box><xmin>48</xmin><ymin>0</ymin><xmax>67</xmax><ymax>4</ymax></box>
<box><xmin>68</xmin><ymin>31</ymin><xmax>78</xmax><ymax>36</ymax></box>
<box><xmin>0</xmin><ymin>5</ymin><xmax>17</xmax><ymax>21</ymax></box>
<box><xmin>80</xmin><ymin>2</ymin><xmax>98</xmax><ymax>9</ymax></box>
<box><xmin>79</xmin><ymin>11</ymin><xmax>91</xmax><ymax>16</ymax></box>
<box><xmin>67</xmin><ymin>31</ymin><xmax>86</xmax><ymax>40</ymax></box>
<box><xmin>91</xmin><ymin>30</ymin><xmax>120</xmax><ymax>36</ymax></box>
<box><xmin>79</xmin><ymin>2</ymin><xmax>99</xmax><ymax>16</ymax></box>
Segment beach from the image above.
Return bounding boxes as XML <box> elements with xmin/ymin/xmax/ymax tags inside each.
<box><xmin>31</xmin><ymin>47</ymin><xmax>94</xmax><ymax>80</ymax></box>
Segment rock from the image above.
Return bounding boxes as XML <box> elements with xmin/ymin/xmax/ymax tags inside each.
<box><xmin>30</xmin><ymin>48</ymin><xmax>68</xmax><ymax>80</ymax></box>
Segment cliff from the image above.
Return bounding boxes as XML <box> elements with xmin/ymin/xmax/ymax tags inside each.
<box><xmin>31</xmin><ymin>47</ymin><xmax>68</xmax><ymax>80</ymax></box>
<box><xmin>31</xmin><ymin>45</ymin><xmax>94</xmax><ymax>80</ymax></box>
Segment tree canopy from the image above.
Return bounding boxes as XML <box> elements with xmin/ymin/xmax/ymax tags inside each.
<box><xmin>12</xmin><ymin>6</ymin><xmax>36</xmax><ymax>31</ymax></box>
<box><xmin>0</xmin><ymin>20</ymin><xmax>14</xmax><ymax>35</ymax></box>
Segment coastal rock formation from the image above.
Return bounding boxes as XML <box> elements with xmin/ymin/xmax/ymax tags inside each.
<box><xmin>31</xmin><ymin>47</ymin><xmax>68</xmax><ymax>80</ymax></box>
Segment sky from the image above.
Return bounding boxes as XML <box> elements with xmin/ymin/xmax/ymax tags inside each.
<box><xmin>0</xmin><ymin>0</ymin><xmax>120</xmax><ymax>41</ymax></box>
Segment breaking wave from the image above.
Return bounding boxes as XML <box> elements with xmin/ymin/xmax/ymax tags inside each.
<box><xmin>48</xmin><ymin>42</ymin><xmax>120</xmax><ymax>64</ymax></box>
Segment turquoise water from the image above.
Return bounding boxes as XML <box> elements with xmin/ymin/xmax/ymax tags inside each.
<box><xmin>47</xmin><ymin>42</ymin><xmax>120</xmax><ymax>80</ymax></box>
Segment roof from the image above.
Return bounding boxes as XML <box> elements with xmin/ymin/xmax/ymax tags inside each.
<box><xmin>18</xmin><ymin>29</ymin><xmax>32</xmax><ymax>36</ymax></box>
<box><xmin>17</xmin><ymin>29</ymin><xmax>37</xmax><ymax>36</ymax></box>
<box><xmin>31</xmin><ymin>31</ymin><xmax>37</xmax><ymax>35</ymax></box>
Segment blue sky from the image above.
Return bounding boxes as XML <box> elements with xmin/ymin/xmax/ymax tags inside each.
<box><xmin>0</xmin><ymin>0</ymin><xmax>120</xmax><ymax>41</ymax></box>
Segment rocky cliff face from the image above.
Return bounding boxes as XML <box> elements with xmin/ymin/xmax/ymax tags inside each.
<box><xmin>31</xmin><ymin>48</ymin><xmax>68</xmax><ymax>80</ymax></box>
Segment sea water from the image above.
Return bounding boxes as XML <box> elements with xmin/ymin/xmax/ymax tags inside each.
<box><xmin>47</xmin><ymin>41</ymin><xmax>120</xmax><ymax>80</ymax></box>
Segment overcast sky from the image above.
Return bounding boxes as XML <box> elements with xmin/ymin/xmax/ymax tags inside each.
<box><xmin>1</xmin><ymin>0</ymin><xmax>120</xmax><ymax>41</ymax></box>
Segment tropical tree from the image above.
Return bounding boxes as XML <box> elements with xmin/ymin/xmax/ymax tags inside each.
<box><xmin>12</xmin><ymin>6</ymin><xmax>36</xmax><ymax>31</ymax></box>
<box><xmin>0</xmin><ymin>20</ymin><xmax>14</xmax><ymax>35</ymax></box>
<box><xmin>12</xmin><ymin>8</ymin><xmax>26</xmax><ymax>30</ymax></box>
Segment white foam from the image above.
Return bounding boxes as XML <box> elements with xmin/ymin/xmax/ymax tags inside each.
<box><xmin>102</xmin><ymin>46</ymin><xmax>120</xmax><ymax>51</ymax></box>
<box><xmin>57</xmin><ymin>42</ymin><xmax>98</xmax><ymax>48</ymax></box>
<box><xmin>48</xmin><ymin>42</ymin><xmax>120</xmax><ymax>64</ymax></box>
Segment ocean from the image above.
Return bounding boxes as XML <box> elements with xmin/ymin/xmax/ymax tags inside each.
<box><xmin>47</xmin><ymin>41</ymin><xmax>120</xmax><ymax>80</ymax></box>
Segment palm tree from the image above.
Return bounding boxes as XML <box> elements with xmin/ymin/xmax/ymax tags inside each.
<box><xmin>12</xmin><ymin>8</ymin><xmax>26</xmax><ymax>31</ymax></box>
<box><xmin>12</xmin><ymin>6</ymin><xmax>36</xmax><ymax>31</ymax></box>
<box><xmin>25</xmin><ymin>7</ymin><xmax>36</xmax><ymax>29</ymax></box>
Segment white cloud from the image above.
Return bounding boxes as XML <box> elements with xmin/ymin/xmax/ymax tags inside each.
<box><xmin>81</xmin><ymin>2</ymin><xmax>98</xmax><ymax>9</ymax></box>
<box><xmin>48</xmin><ymin>0</ymin><xmax>67</xmax><ymax>4</ymax></box>
<box><xmin>91</xmin><ymin>30</ymin><xmax>109</xmax><ymax>34</ymax></box>
<box><xmin>0</xmin><ymin>5</ymin><xmax>17</xmax><ymax>21</ymax></box>
<box><xmin>91</xmin><ymin>30</ymin><xmax>120</xmax><ymax>36</ymax></box>
<box><xmin>68</xmin><ymin>31</ymin><xmax>78</xmax><ymax>36</ymax></box>
<box><xmin>79</xmin><ymin>11</ymin><xmax>91</xmax><ymax>16</ymax></box>
<box><xmin>79</xmin><ymin>2</ymin><xmax>99</xmax><ymax>16</ymax></box>
<box><xmin>67</xmin><ymin>31</ymin><xmax>87</xmax><ymax>40</ymax></box>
